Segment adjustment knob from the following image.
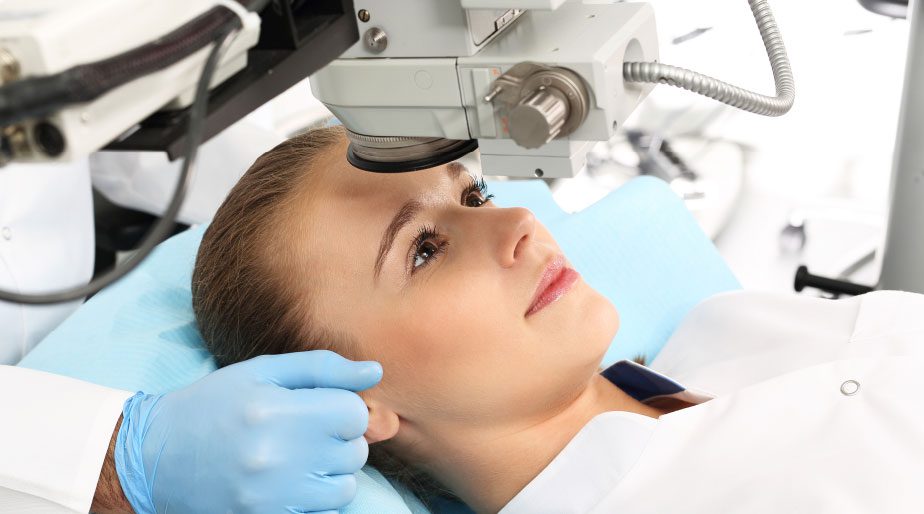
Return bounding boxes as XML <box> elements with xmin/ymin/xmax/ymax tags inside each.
<box><xmin>508</xmin><ymin>87</ymin><xmax>569</xmax><ymax>149</ymax></box>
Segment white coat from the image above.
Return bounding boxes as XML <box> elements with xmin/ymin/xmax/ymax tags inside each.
<box><xmin>0</xmin><ymin>161</ymin><xmax>129</xmax><ymax>512</ymax></box>
<box><xmin>0</xmin><ymin>367</ymin><xmax>130</xmax><ymax>512</ymax></box>
<box><xmin>502</xmin><ymin>290</ymin><xmax>924</xmax><ymax>513</ymax></box>
<box><xmin>0</xmin><ymin>161</ymin><xmax>94</xmax><ymax>364</ymax></box>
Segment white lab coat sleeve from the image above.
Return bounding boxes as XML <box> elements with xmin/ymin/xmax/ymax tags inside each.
<box><xmin>0</xmin><ymin>366</ymin><xmax>132</xmax><ymax>513</ymax></box>
<box><xmin>0</xmin><ymin>160</ymin><xmax>95</xmax><ymax>365</ymax></box>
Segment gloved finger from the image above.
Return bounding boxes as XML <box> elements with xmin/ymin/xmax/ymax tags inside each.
<box><xmin>323</xmin><ymin>437</ymin><xmax>370</xmax><ymax>476</ymax></box>
<box><xmin>292</xmin><ymin>473</ymin><xmax>358</xmax><ymax>512</ymax></box>
<box><xmin>305</xmin><ymin>388</ymin><xmax>370</xmax><ymax>440</ymax></box>
<box><xmin>243</xmin><ymin>350</ymin><xmax>383</xmax><ymax>391</ymax></box>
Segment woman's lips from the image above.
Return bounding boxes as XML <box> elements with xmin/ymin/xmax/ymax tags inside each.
<box><xmin>526</xmin><ymin>256</ymin><xmax>580</xmax><ymax>317</ymax></box>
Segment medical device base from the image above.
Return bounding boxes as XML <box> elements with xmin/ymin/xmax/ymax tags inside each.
<box><xmin>345</xmin><ymin>131</ymin><xmax>480</xmax><ymax>172</ymax></box>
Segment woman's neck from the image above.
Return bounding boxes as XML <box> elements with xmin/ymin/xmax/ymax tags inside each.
<box><xmin>418</xmin><ymin>375</ymin><xmax>664</xmax><ymax>514</ymax></box>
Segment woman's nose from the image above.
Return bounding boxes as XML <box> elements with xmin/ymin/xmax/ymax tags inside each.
<box><xmin>494</xmin><ymin>207</ymin><xmax>536</xmax><ymax>268</ymax></box>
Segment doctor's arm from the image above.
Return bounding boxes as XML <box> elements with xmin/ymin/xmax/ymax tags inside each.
<box><xmin>92</xmin><ymin>420</ymin><xmax>131</xmax><ymax>514</ymax></box>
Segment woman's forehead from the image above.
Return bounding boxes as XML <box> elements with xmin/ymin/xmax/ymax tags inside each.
<box><xmin>303</xmin><ymin>153</ymin><xmax>472</xmax><ymax>264</ymax></box>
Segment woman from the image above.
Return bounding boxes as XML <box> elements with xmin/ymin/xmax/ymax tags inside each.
<box><xmin>193</xmin><ymin>126</ymin><xmax>924</xmax><ymax>513</ymax></box>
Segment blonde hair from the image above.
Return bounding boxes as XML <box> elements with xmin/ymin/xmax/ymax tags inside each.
<box><xmin>192</xmin><ymin>125</ymin><xmax>347</xmax><ymax>367</ymax></box>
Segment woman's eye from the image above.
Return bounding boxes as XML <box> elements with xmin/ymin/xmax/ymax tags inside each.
<box><xmin>413</xmin><ymin>239</ymin><xmax>440</xmax><ymax>268</ymax></box>
<box><xmin>408</xmin><ymin>226</ymin><xmax>446</xmax><ymax>275</ymax></box>
<box><xmin>464</xmin><ymin>191</ymin><xmax>494</xmax><ymax>208</ymax></box>
<box><xmin>465</xmin><ymin>193</ymin><xmax>486</xmax><ymax>207</ymax></box>
<box><xmin>461</xmin><ymin>178</ymin><xmax>493</xmax><ymax>208</ymax></box>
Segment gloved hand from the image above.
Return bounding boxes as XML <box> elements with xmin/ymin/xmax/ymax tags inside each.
<box><xmin>114</xmin><ymin>350</ymin><xmax>382</xmax><ymax>514</ymax></box>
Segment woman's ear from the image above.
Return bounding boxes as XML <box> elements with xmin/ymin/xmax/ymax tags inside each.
<box><xmin>365</xmin><ymin>399</ymin><xmax>400</xmax><ymax>444</ymax></box>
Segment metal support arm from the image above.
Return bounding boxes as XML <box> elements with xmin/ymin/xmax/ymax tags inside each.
<box><xmin>880</xmin><ymin>0</ymin><xmax>924</xmax><ymax>291</ymax></box>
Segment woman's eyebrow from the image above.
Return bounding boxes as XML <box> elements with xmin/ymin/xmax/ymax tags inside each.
<box><xmin>445</xmin><ymin>161</ymin><xmax>466</xmax><ymax>180</ymax></box>
<box><xmin>373</xmin><ymin>200</ymin><xmax>422</xmax><ymax>280</ymax></box>
<box><xmin>371</xmin><ymin>165</ymin><xmax>469</xmax><ymax>281</ymax></box>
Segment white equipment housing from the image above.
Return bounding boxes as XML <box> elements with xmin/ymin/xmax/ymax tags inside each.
<box><xmin>0</xmin><ymin>0</ymin><xmax>260</xmax><ymax>163</ymax></box>
<box><xmin>311</xmin><ymin>1</ymin><xmax>658</xmax><ymax>177</ymax></box>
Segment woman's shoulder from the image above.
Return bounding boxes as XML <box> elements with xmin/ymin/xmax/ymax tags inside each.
<box><xmin>683</xmin><ymin>289</ymin><xmax>924</xmax><ymax>344</ymax></box>
<box><xmin>655</xmin><ymin>290</ymin><xmax>862</xmax><ymax>364</ymax></box>
<box><xmin>650</xmin><ymin>289</ymin><xmax>924</xmax><ymax>395</ymax></box>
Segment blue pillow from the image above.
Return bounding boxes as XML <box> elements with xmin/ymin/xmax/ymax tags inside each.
<box><xmin>19</xmin><ymin>176</ymin><xmax>739</xmax><ymax>512</ymax></box>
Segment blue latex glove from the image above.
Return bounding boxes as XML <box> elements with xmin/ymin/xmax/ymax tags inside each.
<box><xmin>114</xmin><ymin>350</ymin><xmax>382</xmax><ymax>514</ymax></box>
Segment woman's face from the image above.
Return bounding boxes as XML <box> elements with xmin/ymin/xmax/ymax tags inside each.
<box><xmin>296</xmin><ymin>139</ymin><xmax>619</xmax><ymax>438</ymax></box>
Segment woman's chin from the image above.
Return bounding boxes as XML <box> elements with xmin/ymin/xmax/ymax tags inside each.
<box><xmin>536</xmin><ymin>284</ymin><xmax>620</xmax><ymax>370</ymax></box>
<box><xmin>586</xmin><ymin>295</ymin><xmax>620</xmax><ymax>361</ymax></box>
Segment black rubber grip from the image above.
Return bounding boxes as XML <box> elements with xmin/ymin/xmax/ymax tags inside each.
<box><xmin>794</xmin><ymin>265</ymin><xmax>874</xmax><ymax>296</ymax></box>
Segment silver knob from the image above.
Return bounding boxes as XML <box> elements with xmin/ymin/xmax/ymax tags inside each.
<box><xmin>508</xmin><ymin>87</ymin><xmax>569</xmax><ymax>149</ymax></box>
<box><xmin>363</xmin><ymin>27</ymin><xmax>388</xmax><ymax>53</ymax></box>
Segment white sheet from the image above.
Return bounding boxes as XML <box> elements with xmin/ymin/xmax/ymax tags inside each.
<box><xmin>502</xmin><ymin>290</ymin><xmax>924</xmax><ymax>513</ymax></box>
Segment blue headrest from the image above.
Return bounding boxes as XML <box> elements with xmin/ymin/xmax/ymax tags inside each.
<box><xmin>19</xmin><ymin>176</ymin><xmax>739</xmax><ymax>512</ymax></box>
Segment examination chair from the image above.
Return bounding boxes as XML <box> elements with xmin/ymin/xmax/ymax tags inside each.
<box><xmin>18</xmin><ymin>176</ymin><xmax>740</xmax><ymax>513</ymax></box>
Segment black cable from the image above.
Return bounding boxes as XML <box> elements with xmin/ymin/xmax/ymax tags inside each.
<box><xmin>0</xmin><ymin>27</ymin><xmax>239</xmax><ymax>305</ymax></box>
<box><xmin>246</xmin><ymin>0</ymin><xmax>273</xmax><ymax>12</ymax></box>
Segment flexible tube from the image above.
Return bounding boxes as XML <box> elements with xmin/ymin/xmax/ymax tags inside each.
<box><xmin>623</xmin><ymin>0</ymin><xmax>795</xmax><ymax>116</ymax></box>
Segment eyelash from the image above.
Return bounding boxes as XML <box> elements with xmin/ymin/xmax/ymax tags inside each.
<box><xmin>407</xmin><ymin>178</ymin><xmax>494</xmax><ymax>275</ymax></box>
